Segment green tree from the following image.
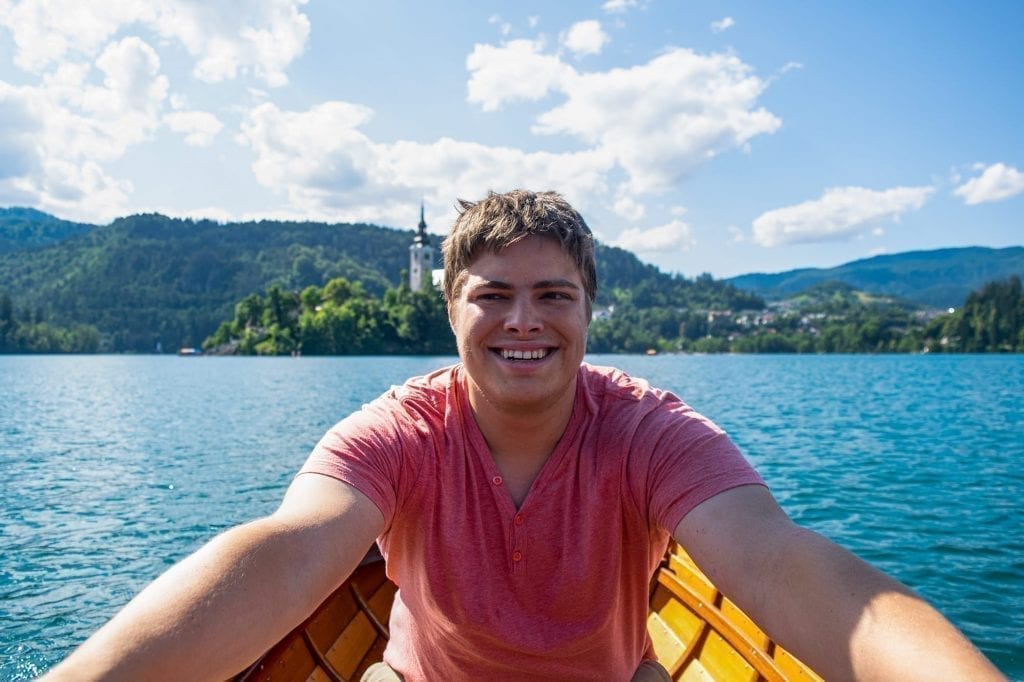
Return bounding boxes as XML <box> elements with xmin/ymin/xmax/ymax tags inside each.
<box><xmin>0</xmin><ymin>291</ymin><xmax>13</xmax><ymax>351</ymax></box>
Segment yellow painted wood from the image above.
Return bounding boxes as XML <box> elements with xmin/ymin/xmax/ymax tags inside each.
<box><xmin>678</xmin><ymin>660</ymin><xmax>716</xmax><ymax>682</ymax></box>
<box><xmin>721</xmin><ymin>596</ymin><xmax>770</xmax><ymax>649</ymax></box>
<box><xmin>648</xmin><ymin>610</ymin><xmax>688</xmax><ymax>673</ymax></box>
<box><xmin>700</xmin><ymin>629</ymin><xmax>759</xmax><ymax>682</ymax></box>
<box><xmin>323</xmin><ymin>611</ymin><xmax>376</xmax><ymax>679</ymax></box>
<box><xmin>774</xmin><ymin>647</ymin><xmax>822</xmax><ymax>681</ymax></box>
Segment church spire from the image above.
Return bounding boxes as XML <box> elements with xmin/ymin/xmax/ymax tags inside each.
<box><xmin>413</xmin><ymin>200</ymin><xmax>428</xmax><ymax>245</ymax></box>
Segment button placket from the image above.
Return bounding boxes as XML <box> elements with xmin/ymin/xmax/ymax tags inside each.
<box><xmin>510</xmin><ymin>511</ymin><xmax>526</xmax><ymax>574</ymax></box>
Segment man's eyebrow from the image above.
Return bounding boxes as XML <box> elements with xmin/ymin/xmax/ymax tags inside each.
<box><xmin>471</xmin><ymin>280</ymin><xmax>514</xmax><ymax>290</ymax></box>
<box><xmin>534</xmin><ymin>279</ymin><xmax>581</xmax><ymax>290</ymax></box>
<box><xmin>469</xmin><ymin>279</ymin><xmax>580</xmax><ymax>290</ymax></box>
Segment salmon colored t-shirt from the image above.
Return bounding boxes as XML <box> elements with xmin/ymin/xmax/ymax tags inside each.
<box><xmin>300</xmin><ymin>363</ymin><xmax>764</xmax><ymax>681</ymax></box>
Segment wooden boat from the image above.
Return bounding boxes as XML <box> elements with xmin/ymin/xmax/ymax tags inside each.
<box><xmin>233</xmin><ymin>542</ymin><xmax>821</xmax><ymax>681</ymax></box>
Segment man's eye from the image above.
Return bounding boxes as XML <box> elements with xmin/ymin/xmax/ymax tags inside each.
<box><xmin>543</xmin><ymin>292</ymin><xmax>572</xmax><ymax>300</ymax></box>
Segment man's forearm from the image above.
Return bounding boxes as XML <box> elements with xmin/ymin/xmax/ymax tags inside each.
<box><xmin>42</xmin><ymin>473</ymin><xmax>382</xmax><ymax>681</ymax></box>
<box><xmin>679</xmin><ymin>486</ymin><xmax>1005</xmax><ymax>681</ymax></box>
<box><xmin>750</xmin><ymin>526</ymin><xmax>1005</xmax><ymax>681</ymax></box>
<box><xmin>43</xmin><ymin>518</ymin><xmax>350</xmax><ymax>681</ymax></box>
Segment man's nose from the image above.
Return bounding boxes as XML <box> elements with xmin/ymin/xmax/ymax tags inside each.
<box><xmin>504</xmin><ymin>297</ymin><xmax>543</xmax><ymax>334</ymax></box>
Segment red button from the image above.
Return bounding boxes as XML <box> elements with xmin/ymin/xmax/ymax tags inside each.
<box><xmin>512</xmin><ymin>551</ymin><xmax>523</xmax><ymax>562</ymax></box>
<box><xmin>492</xmin><ymin>476</ymin><xmax>503</xmax><ymax>486</ymax></box>
<box><xmin>514</xmin><ymin>514</ymin><xmax>524</xmax><ymax>525</ymax></box>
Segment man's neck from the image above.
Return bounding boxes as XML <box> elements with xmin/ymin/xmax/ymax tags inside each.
<box><xmin>465</xmin><ymin>375</ymin><xmax>578</xmax><ymax>500</ymax></box>
<box><xmin>473</xmin><ymin>396</ymin><xmax>575</xmax><ymax>456</ymax></box>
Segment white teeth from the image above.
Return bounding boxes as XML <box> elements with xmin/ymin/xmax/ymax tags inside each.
<box><xmin>501</xmin><ymin>348</ymin><xmax>550</xmax><ymax>360</ymax></box>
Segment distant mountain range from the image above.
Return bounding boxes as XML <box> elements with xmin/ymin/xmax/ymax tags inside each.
<box><xmin>724</xmin><ymin>247</ymin><xmax>1024</xmax><ymax>309</ymax></box>
<box><xmin>1</xmin><ymin>207</ymin><xmax>1021</xmax><ymax>350</ymax></box>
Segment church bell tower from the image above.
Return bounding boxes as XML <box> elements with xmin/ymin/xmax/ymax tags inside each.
<box><xmin>409</xmin><ymin>202</ymin><xmax>434</xmax><ymax>292</ymax></box>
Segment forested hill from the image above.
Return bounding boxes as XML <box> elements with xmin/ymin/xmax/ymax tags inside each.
<box><xmin>0</xmin><ymin>212</ymin><xmax>417</xmax><ymax>351</ymax></box>
<box><xmin>0</xmin><ymin>207</ymin><xmax>93</xmax><ymax>255</ymax></box>
<box><xmin>726</xmin><ymin>246</ymin><xmax>1024</xmax><ymax>309</ymax></box>
<box><xmin>0</xmin><ymin>209</ymin><xmax>757</xmax><ymax>352</ymax></box>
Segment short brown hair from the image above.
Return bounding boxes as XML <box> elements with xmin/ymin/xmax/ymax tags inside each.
<box><xmin>442</xmin><ymin>189</ymin><xmax>597</xmax><ymax>310</ymax></box>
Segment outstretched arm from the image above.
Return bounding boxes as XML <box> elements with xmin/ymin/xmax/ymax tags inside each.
<box><xmin>43</xmin><ymin>473</ymin><xmax>384</xmax><ymax>682</ymax></box>
<box><xmin>675</xmin><ymin>485</ymin><xmax>1005</xmax><ymax>681</ymax></box>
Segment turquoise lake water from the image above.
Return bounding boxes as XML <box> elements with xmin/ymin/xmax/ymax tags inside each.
<box><xmin>1</xmin><ymin>354</ymin><xmax>1021</xmax><ymax>679</ymax></box>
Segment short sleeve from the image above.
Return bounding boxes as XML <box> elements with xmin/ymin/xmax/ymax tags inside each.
<box><xmin>637</xmin><ymin>402</ymin><xmax>765</xmax><ymax>535</ymax></box>
<box><xmin>299</xmin><ymin>395</ymin><xmax>411</xmax><ymax>526</ymax></box>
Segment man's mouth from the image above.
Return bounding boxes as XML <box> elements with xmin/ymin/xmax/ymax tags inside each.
<box><xmin>498</xmin><ymin>348</ymin><xmax>553</xmax><ymax>361</ymax></box>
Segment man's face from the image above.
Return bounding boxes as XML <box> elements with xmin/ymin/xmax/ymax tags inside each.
<box><xmin>449</xmin><ymin>235</ymin><xmax>590</xmax><ymax>417</ymax></box>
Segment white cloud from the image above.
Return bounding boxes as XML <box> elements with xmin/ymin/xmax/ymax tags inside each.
<box><xmin>237</xmin><ymin>101</ymin><xmax>613</xmax><ymax>227</ymax></box>
<box><xmin>1</xmin><ymin>0</ymin><xmax>310</xmax><ymax>87</ymax></box>
<box><xmin>612</xmin><ymin>219</ymin><xmax>694</xmax><ymax>254</ymax></box>
<box><xmin>467</xmin><ymin>42</ymin><xmax>780</xmax><ymax>194</ymax></box>
<box><xmin>562</xmin><ymin>20</ymin><xmax>609</xmax><ymax>57</ymax></box>
<box><xmin>752</xmin><ymin>185</ymin><xmax>934</xmax><ymax>247</ymax></box>
<box><xmin>613</xmin><ymin>196</ymin><xmax>645</xmax><ymax>221</ymax></box>
<box><xmin>711</xmin><ymin>17</ymin><xmax>735</xmax><ymax>33</ymax></box>
<box><xmin>92</xmin><ymin>37</ymin><xmax>168</xmax><ymax>121</ymax></box>
<box><xmin>0</xmin><ymin>85</ymin><xmax>42</xmax><ymax>181</ymax></box>
<box><xmin>0</xmin><ymin>33</ymin><xmax>173</xmax><ymax>220</ymax></box>
<box><xmin>487</xmin><ymin>13</ymin><xmax>511</xmax><ymax>36</ymax></box>
<box><xmin>164</xmin><ymin>110</ymin><xmax>223</xmax><ymax>146</ymax></box>
<box><xmin>239</xmin><ymin>101</ymin><xmax>376</xmax><ymax>196</ymax></box>
<box><xmin>0</xmin><ymin>100</ymin><xmax>133</xmax><ymax>220</ymax></box>
<box><xmin>1</xmin><ymin>0</ymin><xmax>140</xmax><ymax>72</ymax></box>
<box><xmin>528</xmin><ymin>47</ymin><xmax>781</xmax><ymax>194</ymax></box>
<box><xmin>953</xmin><ymin>163</ymin><xmax>1024</xmax><ymax>205</ymax></box>
<box><xmin>243</xmin><ymin>38</ymin><xmax>781</xmax><ymax>228</ymax></box>
<box><xmin>40</xmin><ymin>38</ymin><xmax>167</xmax><ymax>158</ymax></box>
<box><xmin>466</xmin><ymin>39</ymin><xmax>575</xmax><ymax>111</ymax></box>
<box><xmin>37</xmin><ymin>158</ymin><xmax>133</xmax><ymax>210</ymax></box>
<box><xmin>602</xmin><ymin>0</ymin><xmax>641</xmax><ymax>13</ymax></box>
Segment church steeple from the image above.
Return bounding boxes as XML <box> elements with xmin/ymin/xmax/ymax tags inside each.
<box><xmin>409</xmin><ymin>201</ymin><xmax>434</xmax><ymax>292</ymax></box>
<box><xmin>413</xmin><ymin>201</ymin><xmax>428</xmax><ymax>246</ymax></box>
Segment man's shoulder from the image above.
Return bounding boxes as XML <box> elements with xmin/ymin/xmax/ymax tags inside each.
<box><xmin>580</xmin><ymin>362</ymin><xmax>679</xmax><ymax>406</ymax></box>
<box><xmin>392</xmin><ymin>364</ymin><xmax>458</xmax><ymax>396</ymax></box>
<box><xmin>326</xmin><ymin>365</ymin><xmax>457</xmax><ymax>449</ymax></box>
<box><xmin>374</xmin><ymin>364</ymin><xmax>459</xmax><ymax>422</ymax></box>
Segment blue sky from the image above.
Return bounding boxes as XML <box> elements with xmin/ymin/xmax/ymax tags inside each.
<box><xmin>0</xmin><ymin>1</ymin><xmax>1021</xmax><ymax>278</ymax></box>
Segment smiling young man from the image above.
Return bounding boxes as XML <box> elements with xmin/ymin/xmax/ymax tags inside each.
<box><xmin>45</xmin><ymin>190</ymin><xmax>1004</xmax><ymax>681</ymax></box>
<box><xmin>446</xmin><ymin>230</ymin><xmax>592</xmax><ymax>507</ymax></box>
<box><xmin>295</xmin><ymin>190</ymin><xmax>1003</xmax><ymax>681</ymax></box>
